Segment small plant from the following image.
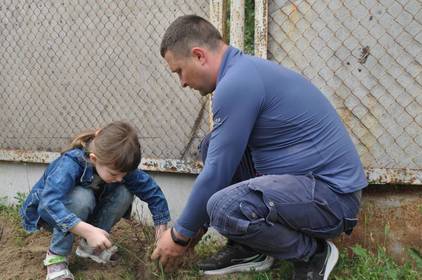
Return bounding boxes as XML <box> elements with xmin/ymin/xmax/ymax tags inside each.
<box><xmin>0</xmin><ymin>193</ymin><xmax>30</xmax><ymax>246</ymax></box>
<box><xmin>409</xmin><ymin>248</ymin><xmax>422</xmax><ymax>271</ymax></box>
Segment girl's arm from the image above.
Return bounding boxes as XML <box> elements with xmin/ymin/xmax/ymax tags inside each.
<box><xmin>125</xmin><ymin>170</ymin><xmax>171</xmax><ymax>226</ymax></box>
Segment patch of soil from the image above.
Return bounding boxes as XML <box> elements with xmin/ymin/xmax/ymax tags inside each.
<box><xmin>0</xmin><ymin>217</ymin><xmax>157</xmax><ymax>280</ymax></box>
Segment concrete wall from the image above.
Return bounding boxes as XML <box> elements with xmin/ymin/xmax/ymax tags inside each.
<box><xmin>339</xmin><ymin>185</ymin><xmax>422</xmax><ymax>263</ymax></box>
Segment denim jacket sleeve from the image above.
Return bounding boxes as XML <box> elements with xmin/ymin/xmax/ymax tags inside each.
<box><xmin>38</xmin><ymin>154</ymin><xmax>83</xmax><ymax>233</ymax></box>
<box><xmin>124</xmin><ymin>170</ymin><xmax>171</xmax><ymax>225</ymax></box>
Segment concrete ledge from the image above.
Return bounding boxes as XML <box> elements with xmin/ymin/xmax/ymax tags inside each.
<box><xmin>1</xmin><ymin>149</ymin><xmax>421</xmax><ymax>184</ymax></box>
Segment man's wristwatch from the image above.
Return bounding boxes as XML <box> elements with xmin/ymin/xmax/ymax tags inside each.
<box><xmin>170</xmin><ymin>227</ymin><xmax>190</xmax><ymax>247</ymax></box>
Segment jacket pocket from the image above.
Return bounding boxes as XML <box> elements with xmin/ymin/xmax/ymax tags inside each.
<box><xmin>20</xmin><ymin>191</ymin><xmax>41</xmax><ymax>231</ymax></box>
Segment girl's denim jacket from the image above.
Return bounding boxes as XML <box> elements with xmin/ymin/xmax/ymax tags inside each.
<box><xmin>20</xmin><ymin>148</ymin><xmax>171</xmax><ymax>233</ymax></box>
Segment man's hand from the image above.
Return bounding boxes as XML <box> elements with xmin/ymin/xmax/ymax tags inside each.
<box><xmin>154</xmin><ymin>224</ymin><xmax>168</xmax><ymax>241</ymax></box>
<box><xmin>151</xmin><ymin>228</ymin><xmax>188</xmax><ymax>272</ymax></box>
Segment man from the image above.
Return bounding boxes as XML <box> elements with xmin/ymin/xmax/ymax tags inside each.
<box><xmin>152</xmin><ymin>15</ymin><xmax>367</xmax><ymax>280</ymax></box>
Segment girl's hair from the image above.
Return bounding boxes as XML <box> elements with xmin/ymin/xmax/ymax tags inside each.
<box><xmin>67</xmin><ymin>121</ymin><xmax>141</xmax><ymax>173</ymax></box>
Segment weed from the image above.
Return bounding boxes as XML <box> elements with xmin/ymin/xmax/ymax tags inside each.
<box><xmin>409</xmin><ymin>248</ymin><xmax>422</xmax><ymax>271</ymax></box>
<box><xmin>0</xmin><ymin>193</ymin><xmax>30</xmax><ymax>245</ymax></box>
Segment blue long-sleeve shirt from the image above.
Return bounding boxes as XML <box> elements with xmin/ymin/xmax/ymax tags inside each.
<box><xmin>175</xmin><ymin>47</ymin><xmax>367</xmax><ymax>237</ymax></box>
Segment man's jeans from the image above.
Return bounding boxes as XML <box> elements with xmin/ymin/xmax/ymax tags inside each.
<box><xmin>49</xmin><ymin>184</ymin><xmax>133</xmax><ymax>256</ymax></box>
<box><xmin>199</xmin><ymin>134</ymin><xmax>361</xmax><ymax>261</ymax></box>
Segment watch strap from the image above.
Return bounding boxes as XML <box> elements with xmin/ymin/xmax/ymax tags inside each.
<box><xmin>170</xmin><ymin>227</ymin><xmax>190</xmax><ymax>247</ymax></box>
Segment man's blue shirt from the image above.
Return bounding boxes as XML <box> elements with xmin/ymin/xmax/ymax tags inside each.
<box><xmin>175</xmin><ymin>47</ymin><xmax>367</xmax><ymax>237</ymax></box>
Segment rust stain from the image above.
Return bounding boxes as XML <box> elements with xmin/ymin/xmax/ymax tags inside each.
<box><xmin>283</xmin><ymin>2</ymin><xmax>301</xmax><ymax>43</ymax></box>
<box><xmin>358</xmin><ymin>46</ymin><xmax>370</xmax><ymax>64</ymax></box>
<box><xmin>338</xmin><ymin>108</ymin><xmax>353</xmax><ymax>125</ymax></box>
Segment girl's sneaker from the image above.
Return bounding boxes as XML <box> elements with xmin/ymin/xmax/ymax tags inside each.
<box><xmin>75</xmin><ymin>239</ymin><xmax>119</xmax><ymax>264</ymax></box>
<box><xmin>44</xmin><ymin>251</ymin><xmax>74</xmax><ymax>280</ymax></box>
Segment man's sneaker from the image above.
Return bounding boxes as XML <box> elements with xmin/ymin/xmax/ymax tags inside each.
<box><xmin>198</xmin><ymin>242</ymin><xmax>274</xmax><ymax>275</ymax></box>
<box><xmin>293</xmin><ymin>240</ymin><xmax>339</xmax><ymax>280</ymax></box>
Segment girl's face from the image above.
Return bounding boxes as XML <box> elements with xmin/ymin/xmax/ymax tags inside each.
<box><xmin>89</xmin><ymin>153</ymin><xmax>127</xmax><ymax>183</ymax></box>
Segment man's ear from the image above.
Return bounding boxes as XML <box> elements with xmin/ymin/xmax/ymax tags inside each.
<box><xmin>191</xmin><ymin>47</ymin><xmax>207</xmax><ymax>65</ymax></box>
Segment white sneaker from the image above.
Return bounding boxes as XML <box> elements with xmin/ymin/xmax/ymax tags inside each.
<box><xmin>75</xmin><ymin>239</ymin><xmax>119</xmax><ymax>264</ymax></box>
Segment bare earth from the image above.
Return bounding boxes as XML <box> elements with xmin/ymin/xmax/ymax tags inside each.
<box><xmin>0</xmin><ymin>217</ymin><xmax>158</xmax><ymax>280</ymax></box>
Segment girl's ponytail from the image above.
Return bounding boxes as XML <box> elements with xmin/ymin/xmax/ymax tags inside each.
<box><xmin>62</xmin><ymin>130</ymin><xmax>96</xmax><ymax>153</ymax></box>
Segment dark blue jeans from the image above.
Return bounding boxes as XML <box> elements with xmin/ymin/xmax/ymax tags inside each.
<box><xmin>50</xmin><ymin>184</ymin><xmax>133</xmax><ymax>256</ymax></box>
<box><xmin>200</xmin><ymin>134</ymin><xmax>361</xmax><ymax>261</ymax></box>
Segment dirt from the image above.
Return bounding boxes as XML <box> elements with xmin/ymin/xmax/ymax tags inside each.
<box><xmin>0</xmin><ymin>217</ymin><xmax>160</xmax><ymax>280</ymax></box>
<box><xmin>337</xmin><ymin>186</ymin><xmax>422</xmax><ymax>263</ymax></box>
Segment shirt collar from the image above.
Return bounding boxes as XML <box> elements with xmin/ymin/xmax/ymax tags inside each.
<box><xmin>217</xmin><ymin>46</ymin><xmax>241</xmax><ymax>83</ymax></box>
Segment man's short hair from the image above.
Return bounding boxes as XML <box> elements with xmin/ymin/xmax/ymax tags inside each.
<box><xmin>160</xmin><ymin>15</ymin><xmax>223</xmax><ymax>58</ymax></box>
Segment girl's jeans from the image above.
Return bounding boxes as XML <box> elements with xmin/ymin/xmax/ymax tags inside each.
<box><xmin>200</xmin><ymin>134</ymin><xmax>362</xmax><ymax>261</ymax></box>
<box><xmin>49</xmin><ymin>184</ymin><xmax>133</xmax><ymax>256</ymax></box>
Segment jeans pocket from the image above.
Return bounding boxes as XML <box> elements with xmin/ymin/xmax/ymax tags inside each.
<box><xmin>301</xmin><ymin>219</ymin><xmax>344</xmax><ymax>239</ymax></box>
<box><xmin>220</xmin><ymin>200</ymin><xmax>266</xmax><ymax>241</ymax></box>
<box><xmin>239</xmin><ymin>200</ymin><xmax>267</xmax><ymax>222</ymax></box>
<box><xmin>276</xmin><ymin>200</ymin><xmax>344</xmax><ymax>240</ymax></box>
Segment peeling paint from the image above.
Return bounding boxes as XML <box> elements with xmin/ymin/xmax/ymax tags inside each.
<box><xmin>230</xmin><ymin>0</ymin><xmax>245</xmax><ymax>50</ymax></box>
<box><xmin>254</xmin><ymin>0</ymin><xmax>268</xmax><ymax>58</ymax></box>
<box><xmin>0</xmin><ymin>149</ymin><xmax>202</xmax><ymax>174</ymax></box>
<box><xmin>366</xmin><ymin>167</ymin><xmax>422</xmax><ymax>185</ymax></box>
<box><xmin>209</xmin><ymin>0</ymin><xmax>227</xmax><ymax>39</ymax></box>
<box><xmin>141</xmin><ymin>158</ymin><xmax>202</xmax><ymax>174</ymax></box>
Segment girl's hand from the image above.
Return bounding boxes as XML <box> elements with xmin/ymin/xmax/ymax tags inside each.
<box><xmin>70</xmin><ymin>221</ymin><xmax>112</xmax><ymax>250</ymax></box>
<box><xmin>85</xmin><ymin>226</ymin><xmax>112</xmax><ymax>251</ymax></box>
<box><xmin>155</xmin><ymin>224</ymin><xmax>168</xmax><ymax>241</ymax></box>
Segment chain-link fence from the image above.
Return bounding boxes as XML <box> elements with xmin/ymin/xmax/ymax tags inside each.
<box><xmin>0</xmin><ymin>0</ymin><xmax>210</xmax><ymax>163</ymax></box>
<box><xmin>268</xmin><ymin>0</ymin><xmax>422</xmax><ymax>171</ymax></box>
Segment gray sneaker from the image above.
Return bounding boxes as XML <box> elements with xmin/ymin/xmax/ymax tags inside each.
<box><xmin>198</xmin><ymin>242</ymin><xmax>274</xmax><ymax>275</ymax></box>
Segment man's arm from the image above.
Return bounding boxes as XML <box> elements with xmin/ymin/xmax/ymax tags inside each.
<box><xmin>152</xmin><ymin>63</ymin><xmax>265</xmax><ymax>271</ymax></box>
<box><xmin>175</xmin><ymin>72</ymin><xmax>265</xmax><ymax>237</ymax></box>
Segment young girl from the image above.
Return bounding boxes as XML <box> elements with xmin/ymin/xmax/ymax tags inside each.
<box><xmin>20</xmin><ymin>121</ymin><xmax>170</xmax><ymax>280</ymax></box>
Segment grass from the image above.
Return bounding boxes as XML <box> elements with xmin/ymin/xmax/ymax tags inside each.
<box><xmin>1</xmin><ymin>196</ymin><xmax>421</xmax><ymax>280</ymax></box>
<box><xmin>0</xmin><ymin>192</ymin><xmax>30</xmax><ymax>246</ymax></box>
<box><xmin>334</xmin><ymin>245</ymin><xmax>421</xmax><ymax>280</ymax></box>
